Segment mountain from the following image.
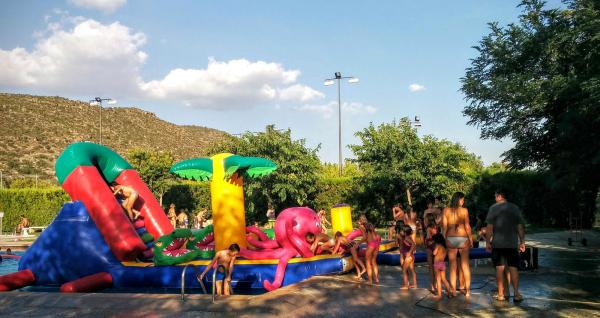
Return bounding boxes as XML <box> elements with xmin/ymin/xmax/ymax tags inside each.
<box><xmin>0</xmin><ymin>93</ymin><xmax>229</xmax><ymax>181</ymax></box>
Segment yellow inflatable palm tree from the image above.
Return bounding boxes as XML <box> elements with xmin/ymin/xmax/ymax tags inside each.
<box><xmin>170</xmin><ymin>154</ymin><xmax>277</xmax><ymax>251</ymax></box>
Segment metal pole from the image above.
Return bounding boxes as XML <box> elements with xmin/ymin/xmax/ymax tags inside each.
<box><xmin>338</xmin><ymin>78</ymin><xmax>342</xmax><ymax>177</ymax></box>
<box><xmin>0</xmin><ymin>170</ymin><xmax>3</xmax><ymax>189</ymax></box>
<box><xmin>100</xmin><ymin>101</ymin><xmax>103</xmax><ymax>144</ymax></box>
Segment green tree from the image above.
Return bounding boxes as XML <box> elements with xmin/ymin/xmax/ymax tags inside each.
<box><xmin>126</xmin><ymin>148</ymin><xmax>175</xmax><ymax>206</ymax></box>
<box><xmin>461</xmin><ymin>0</ymin><xmax>600</xmax><ymax>226</ymax></box>
<box><xmin>210</xmin><ymin>125</ymin><xmax>322</xmax><ymax>224</ymax></box>
<box><xmin>350</xmin><ymin>118</ymin><xmax>482</xmax><ymax>225</ymax></box>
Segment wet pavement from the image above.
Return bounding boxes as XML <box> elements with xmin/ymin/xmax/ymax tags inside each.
<box><xmin>0</xmin><ymin>230</ymin><xmax>599</xmax><ymax>317</ymax></box>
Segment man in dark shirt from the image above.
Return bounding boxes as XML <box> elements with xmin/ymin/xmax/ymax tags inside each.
<box><xmin>485</xmin><ymin>189</ymin><xmax>526</xmax><ymax>302</ymax></box>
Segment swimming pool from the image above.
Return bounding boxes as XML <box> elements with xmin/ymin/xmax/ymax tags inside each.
<box><xmin>0</xmin><ymin>252</ymin><xmax>266</xmax><ymax>294</ymax></box>
<box><xmin>0</xmin><ymin>252</ymin><xmax>22</xmax><ymax>276</ymax></box>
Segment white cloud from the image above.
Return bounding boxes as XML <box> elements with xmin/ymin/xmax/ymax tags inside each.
<box><xmin>0</xmin><ymin>16</ymin><xmax>324</xmax><ymax>110</ymax></box>
<box><xmin>0</xmin><ymin>18</ymin><xmax>146</xmax><ymax>96</ymax></box>
<box><xmin>296</xmin><ymin>101</ymin><xmax>377</xmax><ymax>119</ymax></box>
<box><xmin>408</xmin><ymin>83</ymin><xmax>426</xmax><ymax>92</ymax></box>
<box><xmin>69</xmin><ymin>0</ymin><xmax>127</xmax><ymax>13</ymax></box>
<box><xmin>140</xmin><ymin>58</ymin><xmax>324</xmax><ymax>109</ymax></box>
<box><xmin>279</xmin><ymin>84</ymin><xmax>325</xmax><ymax>102</ymax></box>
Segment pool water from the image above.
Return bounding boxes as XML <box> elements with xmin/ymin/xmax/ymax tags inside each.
<box><xmin>0</xmin><ymin>252</ymin><xmax>22</xmax><ymax>276</ymax></box>
<box><xmin>0</xmin><ymin>252</ymin><xmax>264</xmax><ymax>295</ymax></box>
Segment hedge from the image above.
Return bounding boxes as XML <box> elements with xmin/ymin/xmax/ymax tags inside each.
<box><xmin>0</xmin><ymin>188</ymin><xmax>70</xmax><ymax>233</ymax></box>
<box><xmin>162</xmin><ymin>181</ymin><xmax>212</xmax><ymax>218</ymax></box>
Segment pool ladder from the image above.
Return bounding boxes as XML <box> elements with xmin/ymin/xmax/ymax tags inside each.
<box><xmin>180</xmin><ymin>264</ymin><xmax>233</xmax><ymax>303</ymax></box>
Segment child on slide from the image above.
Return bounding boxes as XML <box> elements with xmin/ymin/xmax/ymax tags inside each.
<box><xmin>199</xmin><ymin>243</ymin><xmax>240</xmax><ymax>296</ymax></box>
<box><xmin>332</xmin><ymin>231</ymin><xmax>366</xmax><ymax>280</ymax></box>
<box><xmin>110</xmin><ymin>182</ymin><xmax>141</xmax><ymax>221</ymax></box>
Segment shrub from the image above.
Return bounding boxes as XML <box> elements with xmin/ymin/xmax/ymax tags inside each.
<box><xmin>0</xmin><ymin>188</ymin><xmax>69</xmax><ymax>233</ymax></box>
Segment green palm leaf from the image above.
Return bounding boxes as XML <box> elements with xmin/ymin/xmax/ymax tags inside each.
<box><xmin>170</xmin><ymin>158</ymin><xmax>213</xmax><ymax>181</ymax></box>
<box><xmin>224</xmin><ymin>155</ymin><xmax>277</xmax><ymax>179</ymax></box>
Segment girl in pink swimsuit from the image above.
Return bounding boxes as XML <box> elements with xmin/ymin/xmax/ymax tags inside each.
<box><xmin>400</xmin><ymin>226</ymin><xmax>417</xmax><ymax>289</ymax></box>
<box><xmin>425</xmin><ymin>214</ymin><xmax>438</xmax><ymax>293</ymax></box>
<box><xmin>432</xmin><ymin>233</ymin><xmax>452</xmax><ymax>300</ymax></box>
<box><xmin>365</xmin><ymin>223</ymin><xmax>381</xmax><ymax>284</ymax></box>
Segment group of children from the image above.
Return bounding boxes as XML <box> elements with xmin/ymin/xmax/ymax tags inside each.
<box><xmin>105</xmin><ymin>186</ymin><xmax>459</xmax><ymax>299</ymax></box>
<box><xmin>304</xmin><ymin>214</ymin><xmax>382</xmax><ymax>284</ymax></box>
<box><xmin>394</xmin><ymin>200</ymin><xmax>465</xmax><ymax>300</ymax></box>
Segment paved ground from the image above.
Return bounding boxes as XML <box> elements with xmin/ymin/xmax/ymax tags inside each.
<box><xmin>0</xmin><ymin>230</ymin><xmax>599</xmax><ymax>317</ymax></box>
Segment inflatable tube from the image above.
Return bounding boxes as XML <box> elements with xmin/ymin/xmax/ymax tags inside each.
<box><xmin>347</xmin><ymin>228</ymin><xmax>363</xmax><ymax>241</ymax></box>
<box><xmin>210</xmin><ymin>153</ymin><xmax>248</xmax><ymax>250</ymax></box>
<box><xmin>376</xmin><ymin>248</ymin><xmax>492</xmax><ymax>265</ymax></box>
<box><xmin>331</xmin><ymin>204</ymin><xmax>353</xmax><ymax>236</ymax></box>
<box><xmin>60</xmin><ymin>272</ymin><xmax>113</xmax><ymax>293</ymax></box>
<box><xmin>0</xmin><ymin>254</ymin><xmax>21</xmax><ymax>260</ymax></box>
<box><xmin>0</xmin><ymin>269</ymin><xmax>35</xmax><ymax>291</ymax></box>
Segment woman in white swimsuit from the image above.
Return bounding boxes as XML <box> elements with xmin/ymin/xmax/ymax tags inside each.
<box><xmin>442</xmin><ymin>192</ymin><xmax>473</xmax><ymax>297</ymax></box>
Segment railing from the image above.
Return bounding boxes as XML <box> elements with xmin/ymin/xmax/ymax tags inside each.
<box><xmin>212</xmin><ymin>264</ymin><xmax>233</xmax><ymax>302</ymax></box>
<box><xmin>180</xmin><ymin>264</ymin><xmax>232</xmax><ymax>303</ymax></box>
<box><xmin>180</xmin><ymin>264</ymin><xmax>207</xmax><ymax>301</ymax></box>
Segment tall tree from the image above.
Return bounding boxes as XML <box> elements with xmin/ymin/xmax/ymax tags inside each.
<box><xmin>461</xmin><ymin>0</ymin><xmax>600</xmax><ymax>225</ymax></box>
<box><xmin>210</xmin><ymin>125</ymin><xmax>321</xmax><ymax>223</ymax></box>
<box><xmin>350</xmin><ymin>118</ymin><xmax>482</xmax><ymax>225</ymax></box>
<box><xmin>127</xmin><ymin>148</ymin><xmax>175</xmax><ymax>206</ymax></box>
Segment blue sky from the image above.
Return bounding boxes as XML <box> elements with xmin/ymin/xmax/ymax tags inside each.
<box><xmin>0</xmin><ymin>0</ymin><xmax>564</xmax><ymax>165</ymax></box>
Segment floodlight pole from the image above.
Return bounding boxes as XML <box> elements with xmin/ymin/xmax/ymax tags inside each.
<box><xmin>324</xmin><ymin>72</ymin><xmax>359</xmax><ymax>177</ymax></box>
<box><xmin>90</xmin><ymin>97</ymin><xmax>116</xmax><ymax>145</ymax></box>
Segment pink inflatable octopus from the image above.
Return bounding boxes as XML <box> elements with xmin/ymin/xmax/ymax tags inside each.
<box><xmin>241</xmin><ymin>207</ymin><xmax>321</xmax><ymax>291</ymax></box>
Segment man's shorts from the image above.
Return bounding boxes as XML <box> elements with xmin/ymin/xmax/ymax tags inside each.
<box><xmin>492</xmin><ymin>248</ymin><xmax>520</xmax><ymax>268</ymax></box>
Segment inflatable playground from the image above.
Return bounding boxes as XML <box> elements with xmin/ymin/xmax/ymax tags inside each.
<box><xmin>0</xmin><ymin>142</ymin><xmax>490</xmax><ymax>294</ymax></box>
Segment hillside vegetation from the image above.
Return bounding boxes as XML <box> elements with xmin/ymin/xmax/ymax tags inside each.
<box><xmin>0</xmin><ymin>93</ymin><xmax>229</xmax><ymax>181</ymax></box>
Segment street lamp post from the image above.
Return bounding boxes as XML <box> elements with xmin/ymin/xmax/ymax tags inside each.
<box><xmin>89</xmin><ymin>97</ymin><xmax>117</xmax><ymax>144</ymax></box>
<box><xmin>324</xmin><ymin>72</ymin><xmax>359</xmax><ymax>177</ymax></box>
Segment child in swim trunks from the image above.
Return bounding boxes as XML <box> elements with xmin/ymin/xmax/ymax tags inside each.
<box><xmin>110</xmin><ymin>182</ymin><xmax>141</xmax><ymax>221</ymax></box>
<box><xmin>432</xmin><ymin>233</ymin><xmax>452</xmax><ymax>300</ymax></box>
<box><xmin>332</xmin><ymin>231</ymin><xmax>366</xmax><ymax>279</ymax></box>
<box><xmin>199</xmin><ymin>243</ymin><xmax>240</xmax><ymax>296</ymax></box>
<box><xmin>400</xmin><ymin>226</ymin><xmax>417</xmax><ymax>289</ymax></box>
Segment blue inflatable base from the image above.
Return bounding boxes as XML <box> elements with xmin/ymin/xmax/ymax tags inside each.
<box><xmin>18</xmin><ymin>201</ymin><xmax>346</xmax><ymax>292</ymax></box>
<box><xmin>377</xmin><ymin>248</ymin><xmax>492</xmax><ymax>265</ymax></box>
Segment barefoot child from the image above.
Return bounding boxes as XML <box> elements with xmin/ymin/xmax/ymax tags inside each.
<box><xmin>425</xmin><ymin>214</ymin><xmax>438</xmax><ymax>292</ymax></box>
<box><xmin>432</xmin><ymin>233</ymin><xmax>452</xmax><ymax>300</ymax></box>
<box><xmin>110</xmin><ymin>182</ymin><xmax>140</xmax><ymax>221</ymax></box>
<box><xmin>365</xmin><ymin>223</ymin><xmax>381</xmax><ymax>284</ymax></box>
<box><xmin>332</xmin><ymin>231</ymin><xmax>366</xmax><ymax>279</ymax></box>
<box><xmin>400</xmin><ymin>226</ymin><xmax>417</xmax><ymax>289</ymax></box>
<box><xmin>199</xmin><ymin>243</ymin><xmax>240</xmax><ymax>296</ymax></box>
